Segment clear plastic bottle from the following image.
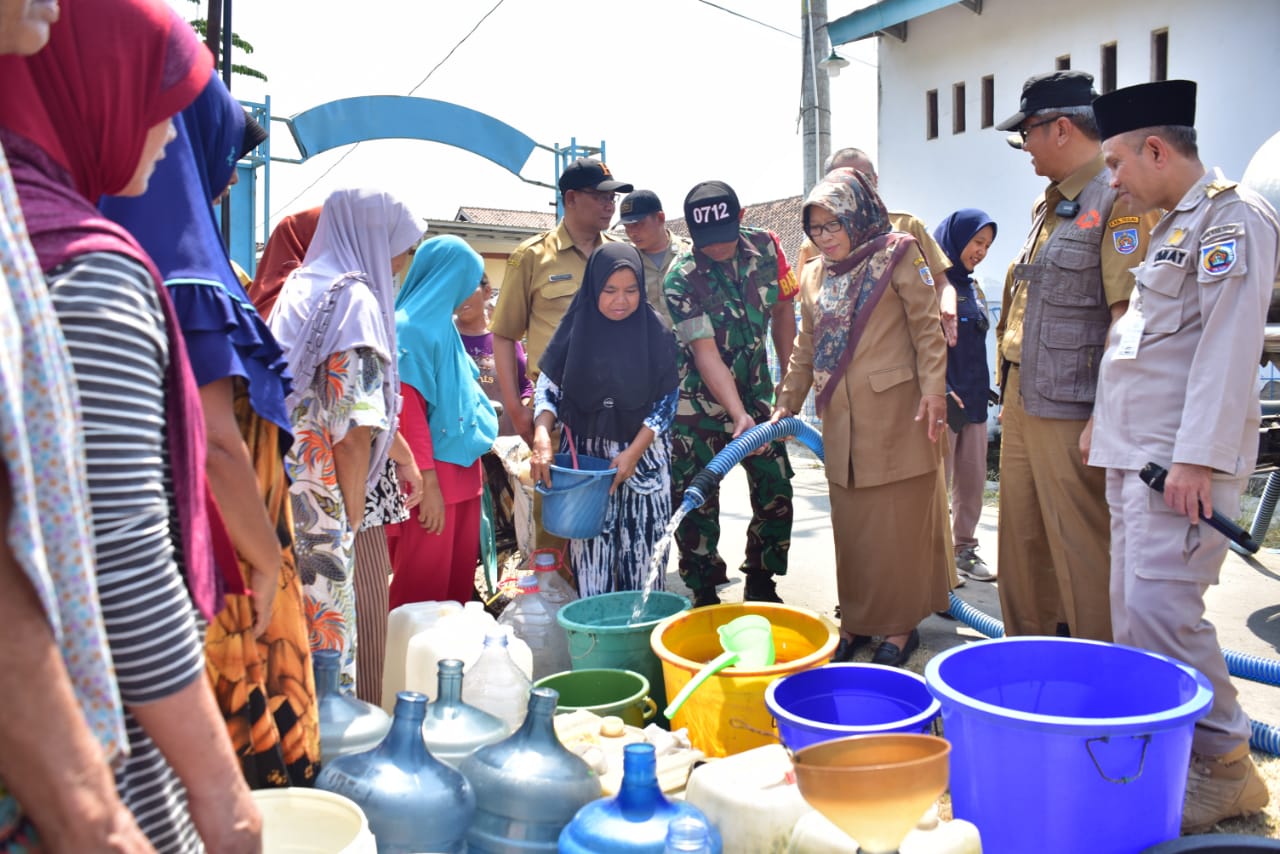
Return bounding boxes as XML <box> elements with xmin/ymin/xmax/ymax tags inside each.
<box><xmin>531</xmin><ymin>548</ymin><xmax>579</xmax><ymax>615</ymax></box>
<box><xmin>463</xmin><ymin>628</ymin><xmax>532</xmax><ymax>732</ymax></box>
<box><xmin>499</xmin><ymin>576</ymin><xmax>573</xmax><ymax>680</ymax></box>
<box><xmin>664</xmin><ymin>815</ymin><xmax>716</xmax><ymax>853</ymax></box>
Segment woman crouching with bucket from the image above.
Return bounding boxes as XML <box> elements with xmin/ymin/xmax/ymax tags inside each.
<box><xmin>531</xmin><ymin>244</ymin><xmax>679</xmax><ymax>597</ymax></box>
<box><xmin>773</xmin><ymin>167</ymin><xmax>952</xmax><ymax>667</ymax></box>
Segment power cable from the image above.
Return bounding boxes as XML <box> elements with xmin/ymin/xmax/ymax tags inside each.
<box><xmin>694</xmin><ymin>0</ymin><xmax>798</xmax><ymax>39</ymax></box>
<box><xmin>270</xmin><ymin>0</ymin><xmax>509</xmax><ymax>218</ymax></box>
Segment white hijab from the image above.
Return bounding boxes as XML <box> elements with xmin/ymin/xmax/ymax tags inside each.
<box><xmin>269</xmin><ymin>187</ymin><xmax>423</xmax><ymax>488</ymax></box>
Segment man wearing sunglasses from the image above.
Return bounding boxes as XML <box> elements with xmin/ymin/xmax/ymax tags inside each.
<box><xmin>991</xmin><ymin>70</ymin><xmax>1158</xmax><ymax>642</ymax></box>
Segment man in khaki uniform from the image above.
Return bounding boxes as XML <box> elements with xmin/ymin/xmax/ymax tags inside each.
<box><xmin>1088</xmin><ymin>79</ymin><xmax>1277</xmax><ymax>832</ymax></box>
<box><xmin>491</xmin><ymin>157</ymin><xmax>632</xmax><ymax>443</ymax></box>
<box><xmin>618</xmin><ymin>189</ymin><xmax>690</xmax><ymax>328</ymax></box>
<box><xmin>993</xmin><ymin>70</ymin><xmax>1157</xmax><ymax>641</ymax></box>
<box><xmin>490</xmin><ymin>157</ymin><xmax>631</xmax><ymax>560</ymax></box>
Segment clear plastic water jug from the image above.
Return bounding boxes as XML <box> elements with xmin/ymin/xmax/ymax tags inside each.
<box><xmin>499</xmin><ymin>576</ymin><xmax>572</xmax><ymax>681</ymax></box>
<box><xmin>464</xmin><ymin>628</ymin><xmax>533</xmax><ymax>732</ymax></box>
<box><xmin>315</xmin><ymin>648</ymin><xmax>391</xmax><ymax>765</ymax></box>
<box><xmin>422</xmin><ymin>659</ymin><xmax>511</xmax><ymax>768</ymax></box>
<box><xmin>532</xmin><ymin>548</ymin><xmax>579</xmax><ymax>613</ymax></box>
<box><xmin>664</xmin><ymin>816</ymin><xmax>716</xmax><ymax>853</ymax></box>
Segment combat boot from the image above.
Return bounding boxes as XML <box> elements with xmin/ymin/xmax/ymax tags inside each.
<box><xmin>743</xmin><ymin>572</ymin><xmax>783</xmax><ymax>604</ymax></box>
<box><xmin>1181</xmin><ymin>743</ymin><xmax>1269</xmax><ymax>833</ymax></box>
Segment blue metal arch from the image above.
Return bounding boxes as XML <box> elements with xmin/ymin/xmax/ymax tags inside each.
<box><xmin>284</xmin><ymin>95</ymin><xmax>539</xmax><ymax>177</ymax></box>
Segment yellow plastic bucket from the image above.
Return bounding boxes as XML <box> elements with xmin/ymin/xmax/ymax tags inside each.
<box><xmin>650</xmin><ymin>603</ymin><xmax>838</xmax><ymax>757</ymax></box>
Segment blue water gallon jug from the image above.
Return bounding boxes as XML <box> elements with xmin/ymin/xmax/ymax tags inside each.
<box><xmin>558</xmin><ymin>743</ymin><xmax>723</xmax><ymax>854</ymax></box>
<box><xmin>314</xmin><ymin>648</ymin><xmax>391</xmax><ymax>765</ymax></box>
<box><xmin>317</xmin><ymin>691</ymin><xmax>476</xmax><ymax>853</ymax></box>
<box><xmin>422</xmin><ymin>659</ymin><xmax>509</xmax><ymax>768</ymax></box>
<box><xmin>462</xmin><ymin>687</ymin><xmax>602</xmax><ymax>853</ymax></box>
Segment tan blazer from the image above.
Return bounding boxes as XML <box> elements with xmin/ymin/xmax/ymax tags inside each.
<box><xmin>778</xmin><ymin>245</ymin><xmax>948</xmax><ymax>490</ymax></box>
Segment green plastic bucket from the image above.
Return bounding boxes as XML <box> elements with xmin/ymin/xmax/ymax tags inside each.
<box><xmin>534</xmin><ymin>669</ymin><xmax>657</xmax><ymax>728</ymax></box>
<box><xmin>556</xmin><ymin>591</ymin><xmax>690</xmax><ymax>726</ymax></box>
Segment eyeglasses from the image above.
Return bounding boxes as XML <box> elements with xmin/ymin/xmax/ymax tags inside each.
<box><xmin>805</xmin><ymin>220</ymin><xmax>844</xmax><ymax>238</ymax></box>
<box><xmin>1019</xmin><ymin>115</ymin><xmax>1062</xmax><ymax>142</ymax></box>
<box><xmin>574</xmin><ymin>189</ymin><xmax>617</xmax><ymax>206</ymax></box>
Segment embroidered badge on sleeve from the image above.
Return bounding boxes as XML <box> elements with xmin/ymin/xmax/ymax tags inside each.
<box><xmin>1200</xmin><ymin>239</ymin><xmax>1238</xmax><ymax>276</ymax></box>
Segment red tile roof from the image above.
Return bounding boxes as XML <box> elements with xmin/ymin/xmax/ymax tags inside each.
<box><xmin>666</xmin><ymin>195</ymin><xmax>806</xmax><ymax>265</ymax></box>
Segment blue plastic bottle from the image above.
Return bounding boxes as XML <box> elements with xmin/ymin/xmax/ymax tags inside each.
<box><xmin>558</xmin><ymin>743</ymin><xmax>723</xmax><ymax>854</ymax></box>
<box><xmin>317</xmin><ymin>691</ymin><xmax>476</xmax><ymax>853</ymax></box>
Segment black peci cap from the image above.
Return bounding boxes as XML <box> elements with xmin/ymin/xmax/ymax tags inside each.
<box><xmin>996</xmin><ymin>70</ymin><xmax>1098</xmax><ymax>132</ymax></box>
<box><xmin>683</xmin><ymin>181</ymin><xmax>741</xmax><ymax>247</ymax></box>
<box><xmin>1093</xmin><ymin>80</ymin><xmax>1197</xmax><ymax>141</ymax></box>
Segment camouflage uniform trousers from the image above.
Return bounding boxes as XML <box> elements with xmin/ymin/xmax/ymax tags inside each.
<box><xmin>669</xmin><ymin>418</ymin><xmax>794</xmax><ymax>593</ymax></box>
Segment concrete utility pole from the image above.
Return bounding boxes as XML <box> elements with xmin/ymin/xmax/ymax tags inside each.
<box><xmin>801</xmin><ymin>0</ymin><xmax>833</xmax><ymax>196</ymax></box>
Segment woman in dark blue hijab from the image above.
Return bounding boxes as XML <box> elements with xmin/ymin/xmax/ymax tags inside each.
<box><xmin>933</xmin><ymin>208</ymin><xmax>997</xmax><ymax>584</ymax></box>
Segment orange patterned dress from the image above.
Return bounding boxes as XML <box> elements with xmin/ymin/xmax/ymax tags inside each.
<box><xmin>204</xmin><ymin>382</ymin><xmax>321</xmax><ymax>787</ymax></box>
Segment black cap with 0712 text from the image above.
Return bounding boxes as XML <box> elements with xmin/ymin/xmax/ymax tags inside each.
<box><xmin>683</xmin><ymin>180</ymin><xmax>741</xmax><ymax>247</ymax></box>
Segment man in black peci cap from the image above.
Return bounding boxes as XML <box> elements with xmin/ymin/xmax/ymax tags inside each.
<box><xmin>663</xmin><ymin>180</ymin><xmax>797</xmax><ymax>606</ymax></box>
<box><xmin>1086</xmin><ymin>79</ymin><xmax>1278</xmax><ymax>832</ymax></box>
<box><xmin>490</xmin><ymin>156</ymin><xmax>632</xmax><ymax>562</ymax></box>
<box><xmin>618</xmin><ymin>189</ymin><xmax>689</xmax><ymax>328</ymax></box>
<box><xmin>991</xmin><ymin>71</ymin><xmax>1159</xmax><ymax>643</ymax></box>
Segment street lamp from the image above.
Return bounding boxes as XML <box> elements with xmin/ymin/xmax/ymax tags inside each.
<box><xmin>819</xmin><ymin>49</ymin><xmax>850</xmax><ymax>76</ymax></box>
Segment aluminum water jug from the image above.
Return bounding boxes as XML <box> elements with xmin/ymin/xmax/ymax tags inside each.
<box><xmin>422</xmin><ymin>659</ymin><xmax>510</xmax><ymax>768</ymax></box>
<box><xmin>462</xmin><ymin>687</ymin><xmax>602</xmax><ymax>853</ymax></box>
<box><xmin>317</xmin><ymin>691</ymin><xmax>476</xmax><ymax>854</ymax></box>
<box><xmin>315</xmin><ymin>648</ymin><xmax>391</xmax><ymax>764</ymax></box>
<box><xmin>558</xmin><ymin>743</ymin><xmax>722</xmax><ymax>854</ymax></box>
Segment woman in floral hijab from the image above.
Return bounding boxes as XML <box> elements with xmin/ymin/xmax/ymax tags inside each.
<box><xmin>774</xmin><ymin>168</ymin><xmax>951</xmax><ymax>669</ymax></box>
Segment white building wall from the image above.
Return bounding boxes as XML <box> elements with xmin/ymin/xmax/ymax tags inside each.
<box><xmin>870</xmin><ymin>0</ymin><xmax>1280</xmax><ymax>298</ymax></box>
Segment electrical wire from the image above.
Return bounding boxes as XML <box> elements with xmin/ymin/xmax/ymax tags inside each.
<box><xmin>694</xmin><ymin>0</ymin><xmax>798</xmax><ymax>39</ymax></box>
<box><xmin>270</xmin><ymin>0</ymin><xmax>509</xmax><ymax>218</ymax></box>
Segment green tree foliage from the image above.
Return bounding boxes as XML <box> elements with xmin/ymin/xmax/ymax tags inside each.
<box><xmin>186</xmin><ymin>0</ymin><xmax>267</xmax><ymax>83</ymax></box>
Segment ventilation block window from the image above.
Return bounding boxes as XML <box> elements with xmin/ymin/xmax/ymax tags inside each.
<box><xmin>926</xmin><ymin>89</ymin><xmax>939</xmax><ymax>140</ymax></box>
<box><xmin>1101</xmin><ymin>42</ymin><xmax>1117</xmax><ymax>93</ymax></box>
<box><xmin>1056</xmin><ymin>54</ymin><xmax>1071</xmax><ymax>70</ymax></box>
<box><xmin>1151</xmin><ymin>28</ymin><xmax>1168</xmax><ymax>81</ymax></box>
<box><xmin>953</xmin><ymin>82</ymin><xmax>966</xmax><ymax>134</ymax></box>
<box><xmin>981</xmin><ymin>75</ymin><xmax>994</xmax><ymax>128</ymax></box>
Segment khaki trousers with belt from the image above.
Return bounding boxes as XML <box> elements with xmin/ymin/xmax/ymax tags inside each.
<box><xmin>996</xmin><ymin>364</ymin><xmax>1113</xmax><ymax>640</ymax></box>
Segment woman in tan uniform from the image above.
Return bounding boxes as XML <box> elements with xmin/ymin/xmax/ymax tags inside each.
<box><xmin>773</xmin><ymin>168</ymin><xmax>951</xmax><ymax>667</ymax></box>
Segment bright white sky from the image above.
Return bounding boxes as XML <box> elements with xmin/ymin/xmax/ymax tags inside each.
<box><xmin>165</xmin><ymin>0</ymin><xmax>879</xmax><ymax>241</ymax></box>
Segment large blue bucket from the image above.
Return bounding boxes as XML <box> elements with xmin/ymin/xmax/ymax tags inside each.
<box><xmin>925</xmin><ymin>637</ymin><xmax>1214</xmax><ymax>854</ymax></box>
<box><xmin>535</xmin><ymin>454</ymin><xmax>617</xmax><ymax>539</ymax></box>
<box><xmin>764</xmin><ymin>663</ymin><xmax>940</xmax><ymax>751</ymax></box>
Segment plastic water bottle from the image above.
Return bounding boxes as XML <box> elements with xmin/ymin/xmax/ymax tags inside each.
<box><xmin>532</xmin><ymin>549</ymin><xmax>579</xmax><ymax>616</ymax></box>
<box><xmin>664</xmin><ymin>815</ymin><xmax>716</xmax><ymax>853</ymax></box>
<box><xmin>499</xmin><ymin>576</ymin><xmax>573</xmax><ymax>680</ymax></box>
<box><xmin>464</xmin><ymin>628</ymin><xmax>532</xmax><ymax>732</ymax></box>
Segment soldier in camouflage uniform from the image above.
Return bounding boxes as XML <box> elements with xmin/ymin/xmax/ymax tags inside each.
<box><xmin>663</xmin><ymin>181</ymin><xmax>798</xmax><ymax>606</ymax></box>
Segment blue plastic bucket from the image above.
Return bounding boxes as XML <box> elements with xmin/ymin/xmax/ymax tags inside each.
<box><xmin>535</xmin><ymin>454</ymin><xmax>617</xmax><ymax>539</ymax></box>
<box><xmin>557</xmin><ymin>591</ymin><xmax>691</xmax><ymax>726</ymax></box>
<box><xmin>765</xmin><ymin>663</ymin><xmax>940</xmax><ymax>751</ymax></box>
<box><xmin>925</xmin><ymin>637</ymin><xmax>1214</xmax><ymax>854</ymax></box>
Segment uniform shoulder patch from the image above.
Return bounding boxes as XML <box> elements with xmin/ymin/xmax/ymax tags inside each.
<box><xmin>916</xmin><ymin>258</ymin><xmax>935</xmax><ymax>288</ymax></box>
<box><xmin>1200</xmin><ymin>239</ymin><xmax>1238</xmax><ymax>276</ymax></box>
<box><xmin>1108</xmin><ymin>215</ymin><xmax>1140</xmax><ymax>229</ymax></box>
<box><xmin>1205</xmin><ymin>178</ymin><xmax>1239</xmax><ymax>198</ymax></box>
<box><xmin>778</xmin><ymin>267</ymin><xmax>799</xmax><ymax>299</ymax></box>
<box><xmin>1113</xmin><ymin>228</ymin><xmax>1139</xmax><ymax>255</ymax></box>
<box><xmin>1201</xmin><ymin>222</ymin><xmax>1244</xmax><ymax>243</ymax></box>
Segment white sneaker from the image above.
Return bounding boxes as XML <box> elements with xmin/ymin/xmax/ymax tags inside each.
<box><xmin>956</xmin><ymin>548</ymin><xmax>996</xmax><ymax>582</ymax></box>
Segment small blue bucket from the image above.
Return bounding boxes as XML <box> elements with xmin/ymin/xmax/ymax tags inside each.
<box><xmin>925</xmin><ymin>637</ymin><xmax>1214</xmax><ymax>854</ymax></box>
<box><xmin>764</xmin><ymin>663</ymin><xmax>940</xmax><ymax>751</ymax></box>
<box><xmin>535</xmin><ymin>454</ymin><xmax>617</xmax><ymax>539</ymax></box>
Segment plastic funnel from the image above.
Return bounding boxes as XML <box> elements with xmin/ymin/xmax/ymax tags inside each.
<box><xmin>662</xmin><ymin>615</ymin><xmax>776</xmax><ymax>719</ymax></box>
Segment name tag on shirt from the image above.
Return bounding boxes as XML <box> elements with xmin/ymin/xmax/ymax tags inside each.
<box><xmin>1112</xmin><ymin>297</ymin><xmax>1145</xmax><ymax>360</ymax></box>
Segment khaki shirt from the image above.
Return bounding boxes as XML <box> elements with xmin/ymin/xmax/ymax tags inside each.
<box><xmin>638</xmin><ymin>229</ymin><xmax>691</xmax><ymax>328</ymax></box>
<box><xmin>1090</xmin><ymin>170</ymin><xmax>1280</xmax><ymax>475</ymax></box>
<box><xmin>489</xmin><ymin>220</ymin><xmax>617</xmax><ymax>378</ymax></box>
<box><xmin>998</xmin><ymin>153</ymin><xmax>1156</xmax><ymax>365</ymax></box>
<box><xmin>795</xmin><ymin>211</ymin><xmax>952</xmax><ymax>283</ymax></box>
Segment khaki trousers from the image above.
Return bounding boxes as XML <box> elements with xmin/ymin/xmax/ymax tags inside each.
<box><xmin>1107</xmin><ymin>468</ymin><xmax>1252</xmax><ymax>755</ymax></box>
<box><xmin>996</xmin><ymin>365</ymin><xmax>1112</xmax><ymax>640</ymax></box>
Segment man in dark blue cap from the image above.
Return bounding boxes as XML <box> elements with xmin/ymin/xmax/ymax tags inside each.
<box><xmin>992</xmin><ymin>70</ymin><xmax>1159</xmax><ymax>643</ymax></box>
<box><xmin>1087</xmin><ymin>79</ymin><xmax>1277</xmax><ymax>832</ymax></box>
<box><xmin>618</xmin><ymin>189</ymin><xmax>689</xmax><ymax>328</ymax></box>
<box><xmin>663</xmin><ymin>180</ymin><xmax>797</xmax><ymax>606</ymax></box>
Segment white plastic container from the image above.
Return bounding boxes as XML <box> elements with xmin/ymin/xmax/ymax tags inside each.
<box><xmin>498</xmin><ymin>576</ymin><xmax>572</xmax><ymax>681</ymax></box>
<box><xmin>531</xmin><ymin>549</ymin><xmax>578</xmax><ymax>615</ymax></box>
<box><xmin>463</xmin><ymin>628</ymin><xmax>533</xmax><ymax>732</ymax></box>
<box><xmin>397</xmin><ymin>601</ymin><xmax>533</xmax><ymax>704</ymax></box>
<box><xmin>383</xmin><ymin>600</ymin><xmax>463</xmax><ymax>711</ymax></box>
<box><xmin>684</xmin><ymin>743</ymin><xmax>813</xmax><ymax>853</ymax></box>
<box><xmin>787</xmin><ymin>806</ymin><xmax>981</xmax><ymax>854</ymax></box>
<box><xmin>253</xmin><ymin>787</ymin><xmax>376</xmax><ymax>854</ymax></box>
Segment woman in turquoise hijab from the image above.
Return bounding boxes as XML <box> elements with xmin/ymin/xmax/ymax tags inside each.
<box><xmin>388</xmin><ymin>235</ymin><xmax>498</xmax><ymax>606</ymax></box>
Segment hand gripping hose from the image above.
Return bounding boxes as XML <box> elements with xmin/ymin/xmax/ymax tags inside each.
<box><xmin>947</xmin><ymin>592</ymin><xmax>1280</xmax><ymax>756</ymax></box>
<box><xmin>680</xmin><ymin>417</ymin><xmax>825</xmax><ymax>514</ymax></box>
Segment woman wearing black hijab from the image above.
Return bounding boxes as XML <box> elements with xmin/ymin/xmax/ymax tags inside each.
<box><xmin>531</xmin><ymin>243</ymin><xmax>679</xmax><ymax>596</ymax></box>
